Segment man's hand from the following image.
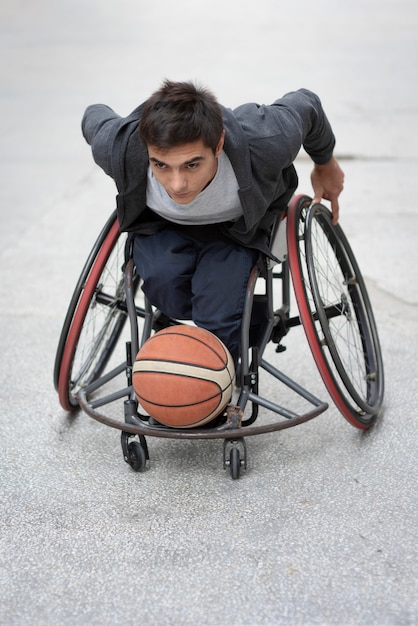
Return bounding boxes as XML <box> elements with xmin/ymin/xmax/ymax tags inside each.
<box><xmin>311</xmin><ymin>157</ymin><xmax>345</xmax><ymax>224</ymax></box>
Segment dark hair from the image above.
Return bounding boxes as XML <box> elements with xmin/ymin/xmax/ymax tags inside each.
<box><xmin>139</xmin><ymin>80</ymin><xmax>224</xmax><ymax>153</ymax></box>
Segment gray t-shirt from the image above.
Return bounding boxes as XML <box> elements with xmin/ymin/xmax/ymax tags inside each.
<box><xmin>146</xmin><ymin>151</ymin><xmax>243</xmax><ymax>225</ymax></box>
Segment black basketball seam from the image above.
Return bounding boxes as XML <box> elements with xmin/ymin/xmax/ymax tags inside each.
<box><xmin>140</xmin><ymin>329</ymin><xmax>228</xmax><ymax>366</ymax></box>
<box><xmin>135</xmin><ymin>358</ymin><xmax>225</xmax><ymax>372</ymax></box>
<box><xmin>135</xmin><ymin>389</ymin><xmax>225</xmax><ymax>410</ymax></box>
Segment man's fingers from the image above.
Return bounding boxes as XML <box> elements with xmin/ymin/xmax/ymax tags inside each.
<box><xmin>330</xmin><ymin>198</ymin><xmax>340</xmax><ymax>224</ymax></box>
<box><xmin>312</xmin><ymin>193</ymin><xmax>339</xmax><ymax>224</ymax></box>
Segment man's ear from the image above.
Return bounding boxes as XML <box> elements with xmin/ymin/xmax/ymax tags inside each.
<box><xmin>215</xmin><ymin>130</ymin><xmax>226</xmax><ymax>157</ymax></box>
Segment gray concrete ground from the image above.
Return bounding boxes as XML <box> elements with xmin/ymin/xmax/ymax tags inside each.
<box><xmin>1</xmin><ymin>0</ymin><xmax>417</xmax><ymax>624</ymax></box>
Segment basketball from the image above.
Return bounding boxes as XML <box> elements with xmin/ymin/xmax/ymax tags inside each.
<box><xmin>132</xmin><ymin>325</ymin><xmax>235</xmax><ymax>428</ymax></box>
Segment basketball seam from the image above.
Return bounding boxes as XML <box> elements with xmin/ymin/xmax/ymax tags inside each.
<box><xmin>135</xmin><ymin>391</ymin><xmax>225</xmax><ymax>409</ymax></box>
<box><xmin>134</xmin><ymin>359</ymin><xmax>227</xmax><ymax>372</ymax></box>
<box><xmin>143</xmin><ymin>329</ymin><xmax>228</xmax><ymax>366</ymax></box>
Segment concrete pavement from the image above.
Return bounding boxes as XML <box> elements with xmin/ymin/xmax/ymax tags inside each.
<box><xmin>1</xmin><ymin>1</ymin><xmax>417</xmax><ymax>624</ymax></box>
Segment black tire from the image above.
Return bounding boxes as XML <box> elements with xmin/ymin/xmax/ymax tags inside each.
<box><xmin>127</xmin><ymin>441</ymin><xmax>147</xmax><ymax>472</ymax></box>
<box><xmin>287</xmin><ymin>196</ymin><xmax>384</xmax><ymax>429</ymax></box>
<box><xmin>230</xmin><ymin>447</ymin><xmax>241</xmax><ymax>479</ymax></box>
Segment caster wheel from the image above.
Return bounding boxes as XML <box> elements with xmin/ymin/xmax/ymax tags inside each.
<box><xmin>223</xmin><ymin>438</ymin><xmax>247</xmax><ymax>479</ymax></box>
<box><xmin>127</xmin><ymin>441</ymin><xmax>146</xmax><ymax>472</ymax></box>
<box><xmin>230</xmin><ymin>447</ymin><xmax>241</xmax><ymax>480</ymax></box>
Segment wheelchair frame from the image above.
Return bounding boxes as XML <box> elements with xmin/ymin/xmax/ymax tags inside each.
<box><xmin>54</xmin><ymin>195</ymin><xmax>384</xmax><ymax>479</ymax></box>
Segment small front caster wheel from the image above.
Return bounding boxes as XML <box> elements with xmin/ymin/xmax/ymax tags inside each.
<box><xmin>230</xmin><ymin>447</ymin><xmax>241</xmax><ymax>480</ymax></box>
<box><xmin>127</xmin><ymin>441</ymin><xmax>146</xmax><ymax>472</ymax></box>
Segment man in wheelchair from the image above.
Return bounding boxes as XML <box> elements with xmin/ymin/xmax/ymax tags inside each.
<box><xmin>82</xmin><ymin>80</ymin><xmax>344</xmax><ymax>367</ymax></box>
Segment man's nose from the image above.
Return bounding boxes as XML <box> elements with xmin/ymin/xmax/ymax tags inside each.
<box><xmin>170</xmin><ymin>170</ymin><xmax>187</xmax><ymax>192</ymax></box>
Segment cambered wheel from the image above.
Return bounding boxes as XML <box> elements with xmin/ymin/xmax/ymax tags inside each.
<box><xmin>287</xmin><ymin>195</ymin><xmax>384</xmax><ymax>429</ymax></box>
<box><xmin>54</xmin><ymin>212</ymin><xmax>119</xmax><ymax>390</ymax></box>
<box><xmin>56</xmin><ymin>216</ymin><xmax>140</xmax><ymax>411</ymax></box>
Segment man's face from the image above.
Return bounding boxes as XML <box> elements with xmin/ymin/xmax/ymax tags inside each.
<box><xmin>147</xmin><ymin>132</ymin><xmax>225</xmax><ymax>205</ymax></box>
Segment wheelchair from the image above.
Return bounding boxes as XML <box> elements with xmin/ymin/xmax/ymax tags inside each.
<box><xmin>53</xmin><ymin>195</ymin><xmax>384</xmax><ymax>479</ymax></box>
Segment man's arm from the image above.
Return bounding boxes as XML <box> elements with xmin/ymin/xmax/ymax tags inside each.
<box><xmin>81</xmin><ymin>104</ymin><xmax>120</xmax><ymax>178</ymax></box>
<box><xmin>293</xmin><ymin>90</ymin><xmax>344</xmax><ymax>223</ymax></box>
<box><xmin>273</xmin><ymin>89</ymin><xmax>344</xmax><ymax>223</ymax></box>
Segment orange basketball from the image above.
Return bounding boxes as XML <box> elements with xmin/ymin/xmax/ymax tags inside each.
<box><xmin>132</xmin><ymin>325</ymin><xmax>235</xmax><ymax>428</ymax></box>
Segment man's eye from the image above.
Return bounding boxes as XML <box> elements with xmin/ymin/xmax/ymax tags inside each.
<box><xmin>154</xmin><ymin>162</ymin><xmax>166</xmax><ymax>170</ymax></box>
<box><xmin>187</xmin><ymin>163</ymin><xmax>199</xmax><ymax>170</ymax></box>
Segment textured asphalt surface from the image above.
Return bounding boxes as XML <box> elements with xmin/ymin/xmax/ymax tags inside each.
<box><xmin>1</xmin><ymin>1</ymin><xmax>417</xmax><ymax>624</ymax></box>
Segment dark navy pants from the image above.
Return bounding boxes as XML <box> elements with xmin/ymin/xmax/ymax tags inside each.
<box><xmin>133</xmin><ymin>229</ymin><xmax>259</xmax><ymax>364</ymax></box>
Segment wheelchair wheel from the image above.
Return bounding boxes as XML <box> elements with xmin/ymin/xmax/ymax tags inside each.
<box><xmin>56</xmin><ymin>215</ymin><xmax>133</xmax><ymax>411</ymax></box>
<box><xmin>54</xmin><ymin>211</ymin><xmax>122</xmax><ymax>391</ymax></box>
<box><xmin>287</xmin><ymin>195</ymin><xmax>384</xmax><ymax>429</ymax></box>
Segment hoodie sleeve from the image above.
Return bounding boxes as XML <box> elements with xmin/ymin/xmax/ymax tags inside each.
<box><xmin>271</xmin><ymin>89</ymin><xmax>336</xmax><ymax>164</ymax></box>
<box><xmin>81</xmin><ymin>104</ymin><xmax>121</xmax><ymax>178</ymax></box>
